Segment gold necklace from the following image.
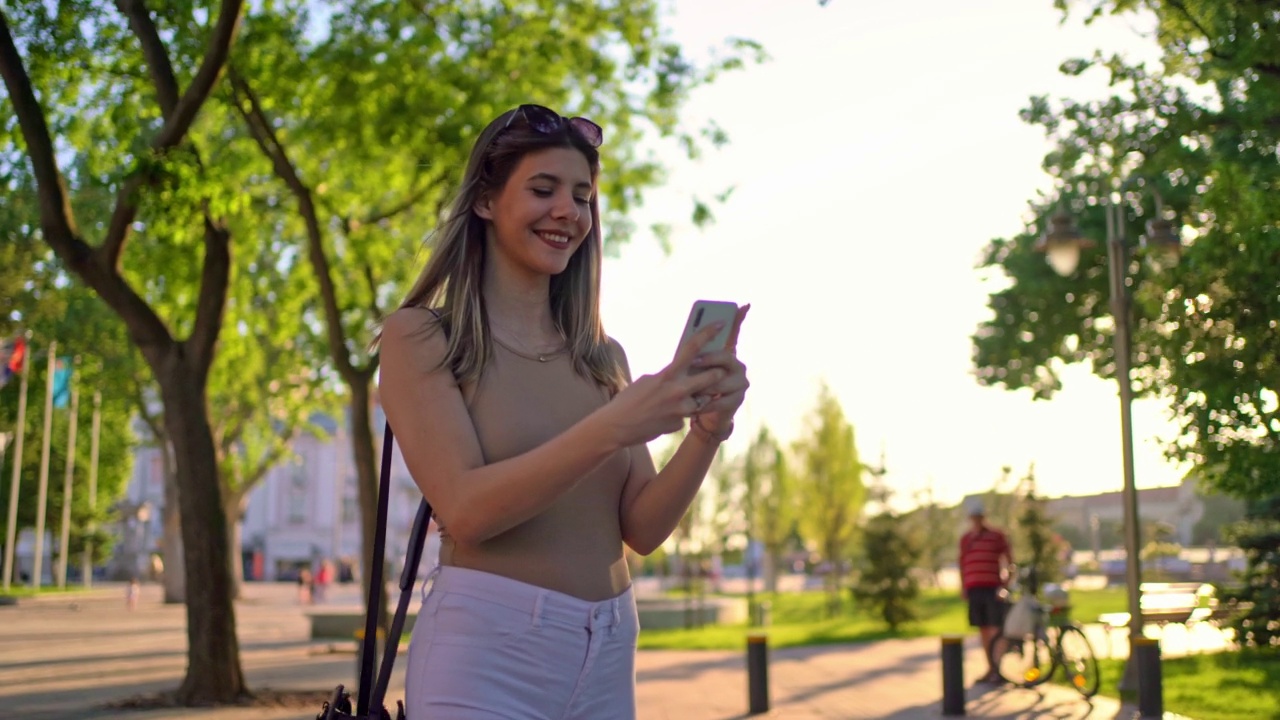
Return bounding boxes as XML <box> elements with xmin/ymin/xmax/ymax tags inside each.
<box><xmin>491</xmin><ymin>333</ymin><xmax>567</xmax><ymax>363</ymax></box>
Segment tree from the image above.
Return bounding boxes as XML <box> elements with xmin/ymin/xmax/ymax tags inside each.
<box><xmin>972</xmin><ymin>0</ymin><xmax>1280</xmax><ymax>630</ymax></box>
<box><xmin>1191</xmin><ymin>491</ymin><xmax>1247</xmax><ymax>545</ymax></box>
<box><xmin>1</xmin><ymin>0</ymin><xmax>251</xmax><ymax>702</ymax></box>
<box><xmin>222</xmin><ymin>0</ymin><xmax>763</xmax><ymax>626</ymax></box>
<box><xmin>973</xmin><ymin>2</ymin><xmax>1280</xmax><ymax>503</ymax></box>
<box><xmin>853</xmin><ymin>480</ymin><xmax>922</xmax><ymax>632</ymax></box>
<box><xmin>742</xmin><ymin>425</ymin><xmax>795</xmax><ymax>596</ymax></box>
<box><xmin>1013</xmin><ymin>465</ymin><xmax>1064</xmax><ymax>589</ymax></box>
<box><xmin>210</xmin><ymin>235</ymin><xmax>337</xmax><ymax>598</ymax></box>
<box><xmin>1221</xmin><ymin>497</ymin><xmax>1280</xmax><ymax>649</ymax></box>
<box><xmin>908</xmin><ymin>483</ymin><xmax>956</xmax><ymax>588</ymax></box>
<box><xmin>793</xmin><ymin>383</ymin><xmax>868</xmax><ymax>617</ymax></box>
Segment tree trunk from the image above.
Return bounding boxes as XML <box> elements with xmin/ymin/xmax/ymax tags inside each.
<box><xmin>154</xmin><ymin>356</ymin><xmax>246</xmax><ymax>703</ymax></box>
<box><xmin>160</xmin><ymin>441</ymin><xmax>186</xmax><ymax>604</ymax></box>
<box><xmin>349</xmin><ymin>379</ymin><xmax>389</xmax><ymax>633</ymax></box>
<box><xmin>764</xmin><ymin>550</ymin><xmax>779</xmax><ymax>593</ymax></box>
<box><xmin>224</xmin><ymin>490</ymin><xmax>247</xmax><ymax>599</ymax></box>
<box><xmin>825</xmin><ymin>540</ymin><xmax>842</xmax><ymax>618</ymax></box>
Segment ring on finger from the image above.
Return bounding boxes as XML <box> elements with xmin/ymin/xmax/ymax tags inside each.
<box><xmin>693</xmin><ymin>395</ymin><xmax>708</xmax><ymax>411</ymax></box>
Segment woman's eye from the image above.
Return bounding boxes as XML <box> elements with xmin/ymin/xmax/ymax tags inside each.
<box><xmin>575</xmin><ymin>196</ymin><xmax>591</xmax><ymax>205</ymax></box>
<box><xmin>531</xmin><ymin>188</ymin><xmax>553</xmax><ymax>197</ymax></box>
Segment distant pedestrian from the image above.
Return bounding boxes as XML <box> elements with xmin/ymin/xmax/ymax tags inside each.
<box><xmin>297</xmin><ymin>567</ymin><xmax>313</xmax><ymax>605</ymax></box>
<box><xmin>314</xmin><ymin>559</ymin><xmax>333</xmax><ymax>603</ymax></box>
<box><xmin>125</xmin><ymin>578</ymin><xmax>140</xmax><ymax>611</ymax></box>
<box><xmin>959</xmin><ymin>499</ymin><xmax>1012</xmax><ymax>684</ymax></box>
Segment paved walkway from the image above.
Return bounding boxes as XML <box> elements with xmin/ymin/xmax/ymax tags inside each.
<box><xmin>0</xmin><ymin>583</ymin><xmax>1174</xmax><ymax>719</ymax></box>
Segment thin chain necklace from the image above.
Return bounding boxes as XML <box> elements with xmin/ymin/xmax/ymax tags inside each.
<box><xmin>491</xmin><ymin>333</ymin><xmax>567</xmax><ymax>363</ymax></box>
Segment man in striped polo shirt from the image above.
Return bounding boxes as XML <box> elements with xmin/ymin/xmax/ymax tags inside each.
<box><xmin>959</xmin><ymin>498</ymin><xmax>1012</xmax><ymax>684</ymax></box>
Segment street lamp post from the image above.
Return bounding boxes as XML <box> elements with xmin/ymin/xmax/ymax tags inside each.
<box><xmin>1035</xmin><ymin>189</ymin><xmax>1181</xmax><ymax>693</ymax></box>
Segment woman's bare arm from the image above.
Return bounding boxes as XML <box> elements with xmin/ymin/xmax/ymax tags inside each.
<box><xmin>379</xmin><ymin>308</ymin><xmax>725</xmax><ymax>545</ymax></box>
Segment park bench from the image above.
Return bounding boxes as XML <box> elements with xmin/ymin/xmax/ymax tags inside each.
<box><xmin>1097</xmin><ymin>582</ymin><xmax>1231</xmax><ymax>634</ymax></box>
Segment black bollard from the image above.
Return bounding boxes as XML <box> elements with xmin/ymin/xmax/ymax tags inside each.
<box><xmin>746</xmin><ymin>632</ymin><xmax>770</xmax><ymax>714</ymax></box>
<box><xmin>1134</xmin><ymin>637</ymin><xmax>1163</xmax><ymax>718</ymax></box>
<box><xmin>941</xmin><ymin>635</ymin><xmax>966</xmax><ymax>716</ymax></box>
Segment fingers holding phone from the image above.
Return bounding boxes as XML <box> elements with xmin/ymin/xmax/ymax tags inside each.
<box><xmin>603</xmin><ymin>320</ymin><xmax>729</xmax><ymax>446</ymax></box>
<box><xmin>684</xmin><ymin>302</ymin><xmax>750</xmax><ymax>425</ymax></box>
<box><xmin>676</xmin><ymin>300</ymin><xmax>739</xmax><ymax>362</ymax></box>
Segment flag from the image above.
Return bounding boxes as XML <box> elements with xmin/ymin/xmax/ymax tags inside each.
<box><xmin>51</xmin><ymin>356</ymin><xmax>72</xmax><ymax>409</ymax></box>
<box><xmin>0</xmin><ymin>337</ymin><xmax>25</xmax><ymax>389</ymax></box>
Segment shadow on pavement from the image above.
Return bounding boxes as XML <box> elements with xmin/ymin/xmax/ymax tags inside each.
<box><xmin>771</xmin><ymin>646</ymin><xmax>937</xmax><ymax>708</ymax></box>
<box><xmin>955</xmin><ymin>684</ymin><xmax>1117</xmax><ymax>719</ymax></box>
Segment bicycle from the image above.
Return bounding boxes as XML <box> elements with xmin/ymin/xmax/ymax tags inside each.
<box><xmin>987</xmin><ymin>574</ymin><xmax>1101</xmax><ymax>698</ymax></box>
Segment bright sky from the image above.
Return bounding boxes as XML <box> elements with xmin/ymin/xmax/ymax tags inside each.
<box><xmin>600</xmin><ymin>0</ymin><xmax>1191</xmax><ymax>510</ymax></box>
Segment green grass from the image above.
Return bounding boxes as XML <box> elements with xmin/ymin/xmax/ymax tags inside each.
<box><xmin>1078</xmin><ymin>651</ymin><xmax>1280</xmax><ymax>720</ymax></box>
<box><xmin>639</xmin><ymin>588</ymin><xmax>968</xmax><ymax>650</ymax></box>
<box><xmin>0</xmin><ymin>585</ymin><xmax>96</xmax><ymax>599</ymax></box>
<box><xmin>637</xmin><ymin>586</ymin><xmax>1131</xmax><ymax>651</ymax></box>
<box><xmin>1057</xmin><ymin>585</ymin><xmax>1127</xmax><ymax>624</ymax></box>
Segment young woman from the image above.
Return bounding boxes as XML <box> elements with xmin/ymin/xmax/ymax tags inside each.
<box><xmin>378</xmin><ymin>104</ymin><xmax>749</xmax><ymax>719</ymax></box>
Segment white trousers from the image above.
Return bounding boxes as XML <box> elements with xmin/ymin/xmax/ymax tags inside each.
<box><xmin>404</xmin><ymin>565</ymin><xmax>638</xmax><ymax>719</ymax></box>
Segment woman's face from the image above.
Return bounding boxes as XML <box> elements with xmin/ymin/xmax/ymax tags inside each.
<box><xmin>476</xmin><ymin>146</ymin><xmax>595</xmax><ymax>279</ymax></box>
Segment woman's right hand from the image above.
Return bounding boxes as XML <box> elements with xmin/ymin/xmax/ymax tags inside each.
<box><xmin>603</xmin><ymin>321</ymin><xmax>730</xmax><ymax>447</ymax></box>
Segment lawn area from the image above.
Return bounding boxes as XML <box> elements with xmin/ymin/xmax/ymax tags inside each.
<box><xmin>0</xmin><ymin>585</ymin><xmax>97</xmax><ymax>600</ymax></box>
<box><xmin>637</xmin><ymin>587</ymin><xmax>1129</xmax><ymax>650</ymax></box>
<box><xmin>1084</xmin><ymin>651</ymin><xmax>1280</xmax><ymax>720</ymax></box>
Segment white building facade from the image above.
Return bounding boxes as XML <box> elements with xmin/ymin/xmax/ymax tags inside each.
<box><xmin>114</xmin><ymin>403</ymin><xmax>438</xmax><ymax>584</ymax></box>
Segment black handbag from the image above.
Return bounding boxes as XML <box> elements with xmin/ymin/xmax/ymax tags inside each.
<box><xmin>317</xmin><ymin>421</ymin><xmax>433</xmax><ymax>720</ymax></box>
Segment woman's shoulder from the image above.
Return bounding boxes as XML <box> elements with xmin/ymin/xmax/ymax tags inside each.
<box><xmin>383</xmin><ymin>306</ymin><xmax>446</xmax><ymax>342</ymax></box>
<box><xmin>380</xmin><ymin>306</ymin><xmax>451</xmax><ymax>368</ymax></box>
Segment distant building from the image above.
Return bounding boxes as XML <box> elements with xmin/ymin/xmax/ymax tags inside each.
<box><xmin>1043</xmin><ymin>481</ymin><xmax>1203</xmax><ymax>547</ymax></box>
<box><xmin>111</xmin><ymin>402</ymin><xmax>438</xmax><ymax>583</ymax></box>
<box><xmin>960</xmin><ymin>479</ymin><xmax>1206</xmax><ymax>547</ymax></box>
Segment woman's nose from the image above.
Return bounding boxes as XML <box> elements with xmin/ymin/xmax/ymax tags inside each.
<box><xmin>552</xmin><ymin>193</ymin><xmax>580</xmax><ymax>221</ymax></box>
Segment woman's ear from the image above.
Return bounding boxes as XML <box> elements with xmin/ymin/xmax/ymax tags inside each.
<box><xmin>473</xmin><ymin>193</ymin><xmax>494</xmax><ymax>220</ymax></box>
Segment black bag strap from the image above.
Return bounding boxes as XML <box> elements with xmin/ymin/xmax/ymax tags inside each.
<box><xmin>358</xmin><ymin>310</ymin><xmax>446</xmax><ymax>717</ymax></box>
<box><xmin>355</xmin><ymin>420</ymin><xmax>394</xmax><ymax>715</ymax></box>
<box><xmin>355</xmin><ymin>422</ymin><xmax>434</xmax><ymax>716</ymax></box>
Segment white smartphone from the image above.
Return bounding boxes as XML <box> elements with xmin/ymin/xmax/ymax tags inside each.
<box><xmin>677</xmin><ymin>300</ymin><xmax>739</xmax><ymax>357</ymax></box>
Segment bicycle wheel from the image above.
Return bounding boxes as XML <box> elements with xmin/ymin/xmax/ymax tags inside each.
<box><xmin>988</xmin><ymin>632</ymin><xmax>1053</xmax><ymax>687</ymax></box>
<box><xmin>1056</xmin><ymin>624</ymin><xmax>1100</xmax><ymax>698</ymax></box>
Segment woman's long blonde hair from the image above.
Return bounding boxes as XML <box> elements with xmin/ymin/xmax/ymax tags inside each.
<box><xmin>385</xmin><ymin>107</ymin><xmax>626</xmax><ymax>395</ymax></box>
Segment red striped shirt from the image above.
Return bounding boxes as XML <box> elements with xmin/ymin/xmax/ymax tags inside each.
<box><xmin>960</xmin><ymin>527</ymin><xmax>1009</xmax><ymax>589</ymax></box>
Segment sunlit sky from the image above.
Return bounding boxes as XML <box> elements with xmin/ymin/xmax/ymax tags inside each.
<box><xmin>599</xmin><ymin>0</ymin><xmax>1190</xmax><ymax>510</ymax></box>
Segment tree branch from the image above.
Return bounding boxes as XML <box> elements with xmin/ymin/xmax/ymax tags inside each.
<box><xmin>243</xmin><ymin>439</ymin><xmax>293</xmax><ymax>491</ymax></box>
<box><xmin>1165</xmin><ymin>0</ymin><xmax>1218</xmax><ymax>52</ymax></box>
<box><xmin>130</xmin><ymin>373</ymin><xmax>166</xmax><ymax>445</ymax></box>
<box><xmin>361</xmin><ymin>183</ymin><xmax>432</xmax><ymax>226</ymax></box>
<box><xmin>227</xmin><ymin>66</ymin><xmax>358</xmax><ymax>381</ymax></box>
<box><xmin>361</xmin><ymin>260</ymin><xmax>383</xmax><ymax>321</ymax></box>
<box><xmin>115</xmin><ymin>0</ymin><xmax>180</xmax><ymax>113</ymax></box>
<box><xmin>0</xmin><ymin>9</ymin><xmax>171</xmax><ymax>349</ymax></box>
<box><xmin>188</xmin><ymin>217</ymin><xmax>231</xmax><ymax>380</ymax></box>
<box><xmin>101</xmin><ymin>0</ymin><xmax>245</xmax><ymax>271</ymax></box>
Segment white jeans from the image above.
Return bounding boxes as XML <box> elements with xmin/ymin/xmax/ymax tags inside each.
<box><xmin>405</xmin><ymin>566</ymin><xmax>638</xmax><ymax>719</ymax></box>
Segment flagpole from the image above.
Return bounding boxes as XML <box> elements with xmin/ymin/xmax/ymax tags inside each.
<box><xmin>0</xmin><ymin>433</ymin><xmax>9</xmax><ymax>578</ymax></box>
<box><xmin>56</xmin><ymin>368</ymin><xmax>80</xmax><ymax>589</ymax></box>
<box><xmin>83</xmin><ymin>390</ymin><xmax>101</xmax><ymax>588</ymax></box>
<box><xmin>3</xmin><ymin>336</ymin><xmax>31</xmax><ymax>591</ymax></box>
<box><xmin>32</xmin><ymin>341</ymin><xmax>56</xmax><ymax>589</ymax></box>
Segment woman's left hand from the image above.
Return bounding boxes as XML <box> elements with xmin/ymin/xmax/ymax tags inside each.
<box><xmin>691</xmin><ymin>305</ymin><xmax>750</xmax><ymax>433</ymax></box>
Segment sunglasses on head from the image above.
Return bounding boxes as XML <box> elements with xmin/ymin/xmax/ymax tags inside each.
<box><xmin>504</xmin><ymin>104</ymin><xmax>603</xmax><ymax>148</ymax></box>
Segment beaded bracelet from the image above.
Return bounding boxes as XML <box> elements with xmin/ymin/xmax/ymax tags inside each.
<box><xmin>690</xmin><ymin>414</ymin><xmax>734</xmax><ymax>443</ymax></box>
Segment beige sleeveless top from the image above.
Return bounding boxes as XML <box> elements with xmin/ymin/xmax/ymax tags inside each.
<box><xmin>436</xmin><ymin>340</ymin><xmax>633</xmax><ymax>601</ymax></box>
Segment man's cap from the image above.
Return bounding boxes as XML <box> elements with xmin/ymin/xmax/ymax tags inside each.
<box><xmin>965</xmin><ymin>498</ymin><xmax>985</xmax><ymax>517</ymax></box>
